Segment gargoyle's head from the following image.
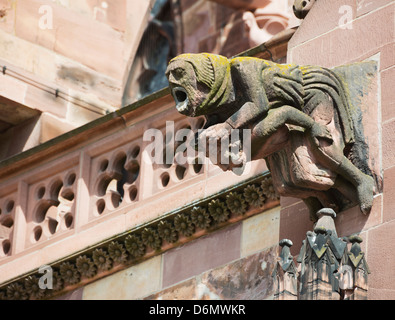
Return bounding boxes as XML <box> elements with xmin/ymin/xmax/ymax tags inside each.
<box><xmin>166</xmin><ymin>53</ymin><xmax>232</xmax><ymax>117</ymax></box>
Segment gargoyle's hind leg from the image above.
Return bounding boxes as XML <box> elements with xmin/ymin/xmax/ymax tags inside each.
<box><xmin>306</xmin><ymin>91</ymin><xmax>374</xmax><ymax>215</ymax></box>
<box><xmin>336</xmin><ymin>157</ymin><xmax>374</xmax><ymax>215</ymax></box>
<box><xmin>311</xmin><ymin>137</ymin><xmax>374</xmax><ymax>215</ymax></box>
<box><xmin>332</xmin><ymin>175</ymin><xmax>359</xmax><ymax>205</ymax></box>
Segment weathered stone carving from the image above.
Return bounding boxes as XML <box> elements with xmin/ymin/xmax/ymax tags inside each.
<box><xmin>76</xmin><ymin>255</ymin><xmax>97</xmax><ymax>279</ymax></box>
<box><xmin>273</xmin><ymin>208</ymin><xmax>370</xmax><ymax>300</ymax></box>
<box><xmin>293</xmin><ymin>0</ymin><xmax>316</xmax><ymax>19</ymax></box>
<box><xmin>108</xmin><ymin>241</ymin><xmax>128</xmax><ymax>264</ymax></box>
<box><xmin>59</xmin><ymin>261</ymin><xmax>80</xmax><ymax>286</ymax></box>
<box><xmin>92</xmin><ymin>248</ymin><xmax>112</xmax><ymax>271</ymax></box>
<box><xmin>24</xmin><ymin>276</ymin><xmax>46</xmax><ymax>300</ymax></box>
<box><xmin>166</xmin><ymin>53</ymin><xmax>374</xmax><ymax>221</ymax></box>
<box><xmin>272</xmin><ymin>239</ymin><xmax>298</xmax><ymax>300</ymax></box>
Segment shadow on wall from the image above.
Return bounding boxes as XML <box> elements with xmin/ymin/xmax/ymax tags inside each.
<box><xmin>0</xmin><ymin>116</ymin><xmax>41</xmax><ymax>161</ymax></box>
<box><xmin>122</xmin><ymin>0</ymin><xmax>176</xmax><ymax>106</ymax></box>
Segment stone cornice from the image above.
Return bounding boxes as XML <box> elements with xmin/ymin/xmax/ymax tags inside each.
<box><xmin>0</xmin><ymin>172</ymin><xmax>279</xmax><ymax>300</ymax></box>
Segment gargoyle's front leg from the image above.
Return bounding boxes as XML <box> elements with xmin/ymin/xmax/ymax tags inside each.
<box><xmin>197</xmin><ymin>122</ymin><xmax>244</xmax><ymax>172</ymax></box>
<box><xmin>197</xmin><ymin>104</ymin><xmax>331</xmax><ymax>172</ymax></box>
<box><xmin>196</xmin><ymin>102</ymin><xmax>265</xmax><ymax>171</ymax></box>
<box><xmin>252</xmin><ymin>105</ymin><xmax>333</xmax><ymax>148</ymax></box>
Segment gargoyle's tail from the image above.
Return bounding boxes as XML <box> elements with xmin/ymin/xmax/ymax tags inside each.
<box><xmin>332</xmin><ymin>62</ymin><xmax>378</xmax><ymax>179</ymax></box>
<box><xmin>301</xmin><ymin>65</ymin><xmax>373</xmax><ymax>177</ymax></box>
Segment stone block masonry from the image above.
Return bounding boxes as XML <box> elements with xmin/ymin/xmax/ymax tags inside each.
<box><xmin>288</xmin><ymin>0</ymin><xmax>395</xmax><ymax>299</ymax></box>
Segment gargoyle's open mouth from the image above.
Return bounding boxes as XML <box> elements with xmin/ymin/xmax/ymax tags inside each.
<box><xmin>172</xmin><ymin>87</ymin><xmax>189</xmax><ymax>114</ymax></box>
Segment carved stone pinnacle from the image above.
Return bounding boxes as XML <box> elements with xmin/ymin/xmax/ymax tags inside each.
<box><xmin>279</xmin><ymin>239</ymin><xmax>293</xmax><ymax>248</ymax></box>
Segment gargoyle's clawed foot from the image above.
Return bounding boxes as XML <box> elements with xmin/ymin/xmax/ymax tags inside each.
<box><xmin>357</xmin><ymin>174</ymin><xmax>374</xmax><ymax>215</ymax></box>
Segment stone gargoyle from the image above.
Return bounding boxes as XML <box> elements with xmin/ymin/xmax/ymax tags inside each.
<box><xmin>165</xmin><ymin>53</ymin><xmax>374</xmax><ymax>221</ymax></box>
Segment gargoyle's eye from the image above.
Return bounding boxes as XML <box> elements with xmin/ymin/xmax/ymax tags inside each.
<box><xmin>172</xmin><ymin>68</ymin><xmax>185</xmax><ymax>80</ymax></box>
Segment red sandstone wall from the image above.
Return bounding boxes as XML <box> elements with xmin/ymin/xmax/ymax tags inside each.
<box><xmin>0</xmin><ymin>0</ymin><xmax>153</xmax><ymax>107</ymax></box>
<box><xmin>0</xmin><ymin>0</ymin><xmax>153</xmax><ymax>140</ymax></box>
<box><xmin>287</xmin><ymin>0</ymin><xmax>395</xmax><ymax>300</ymax></box>
<box><xmin>59</xmin><ymin>207</ymin><xmax>281</xmax><ymax>300</ymax></box>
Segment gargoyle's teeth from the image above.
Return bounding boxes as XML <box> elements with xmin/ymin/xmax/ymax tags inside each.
<box><xmin>176</xmin><ymin>100</ymin><xmax>189</xmax><ymax>113</ymax></box>
<box><xmin>172</xmin><ymin>87</ymin><xmax>189</xmax><ymax>114</ymax></box>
